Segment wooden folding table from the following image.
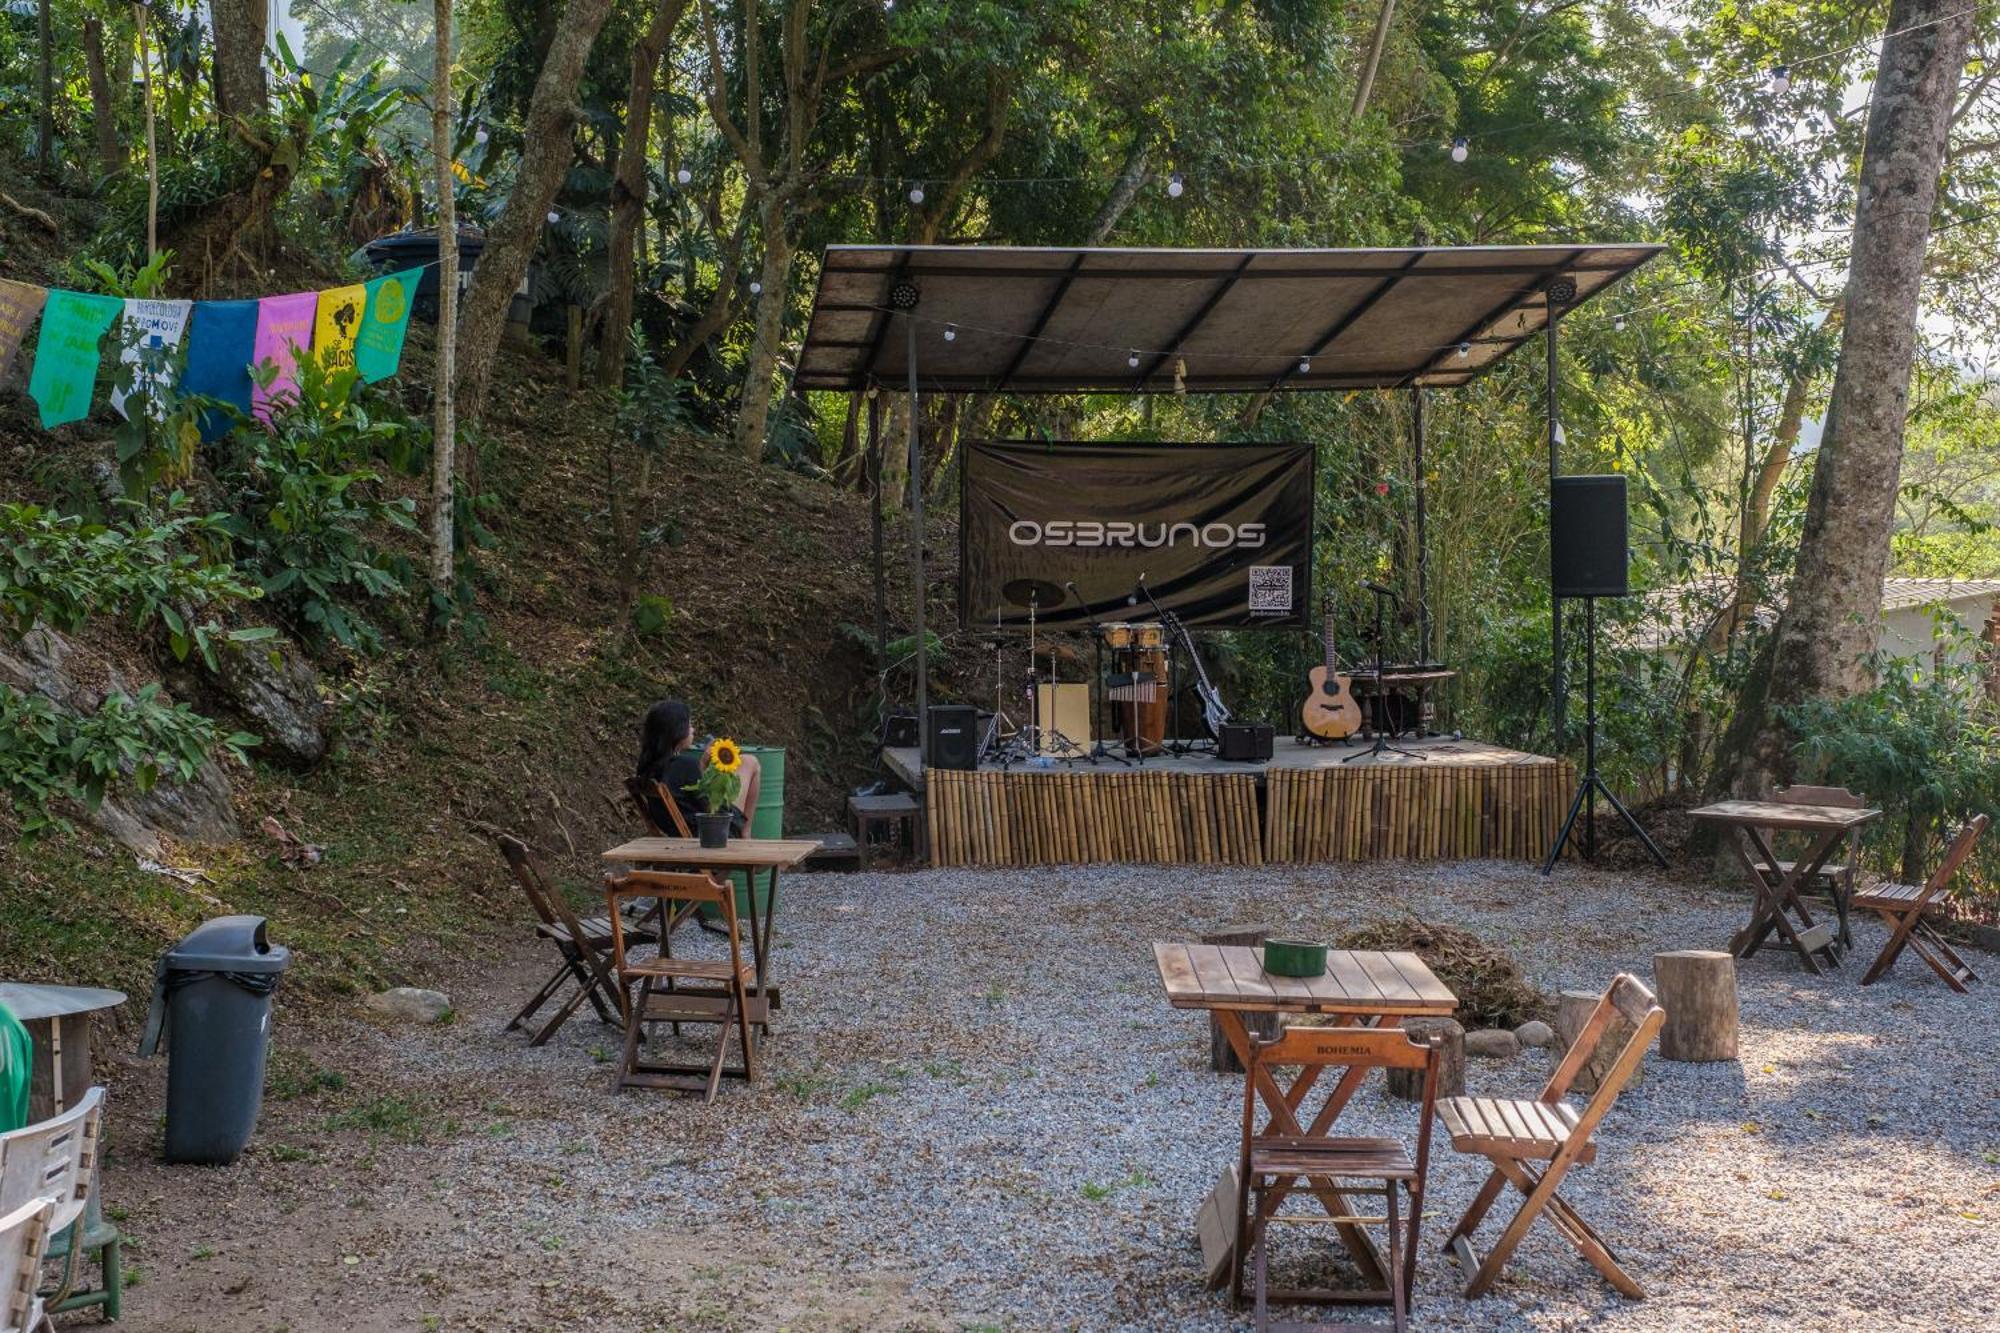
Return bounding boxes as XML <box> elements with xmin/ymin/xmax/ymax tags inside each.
<box><xmin>1154</xmin><ymin>942</ymin><xmax>1457</xmax><ymax>1293</ymax></box>
<box><xmin>601</xmin><ymin>837</ymin><xmax>820</xmax><ymax>1022</ymax></box>
<box><xmin>1690</xmin><ymin>800</ymin><xmax>1882</xmax><ymax>975</ymax></box>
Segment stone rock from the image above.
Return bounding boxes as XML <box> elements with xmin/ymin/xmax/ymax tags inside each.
<box><xmin>1514</xmin><ymin>1019</ymin><xmax>1556</xmax><ymax>1049</ymax></box>
<box><xmin>208</xmin><ymin>635</ymin><xmax>328</xmax><ymax>768</ymax></box>
<box><xmin>1465</xmin><ymin>1028</ymin><xmax>1521</xmax><ymax>1060</ymax></box>
<box><xmin>365</xmin><ymin>988</ymin><xmax>452</xmax><ymax>1024</ymax></box>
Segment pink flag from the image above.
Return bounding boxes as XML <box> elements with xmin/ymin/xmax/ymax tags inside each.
<box><xmin>251</xmin><ymin>291</ymin><xmax>318</xmax><ymax>423</ymax></box>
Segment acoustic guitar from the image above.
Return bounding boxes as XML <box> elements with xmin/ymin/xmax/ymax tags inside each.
<box><xmin>1300</xmin><ymin>600</ymin><xmax>1362</xmax><ymax>740</ymax></box>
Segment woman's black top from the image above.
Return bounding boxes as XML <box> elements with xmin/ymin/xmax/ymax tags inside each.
<box><xmin>641</xmin><ymin>749</ymin><xmax>745</xmax><ymax>834</ymax></box>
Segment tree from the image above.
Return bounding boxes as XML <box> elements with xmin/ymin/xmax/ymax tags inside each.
<box><xmin>1722</xmin><ymin>0</ymin><xmax>1976</xmax><ymax>794</ymax></box>
<box><xmin>82</xmin><ymin>10</ymin><xmax>127</xmax><ymax>173</ymax></box>
<box><xmin>209</xmin><ymin>0</ymin><xmax>268</xmax><ymax>123</ymax></box>
<box><xmin>431</xmin><ymin>0</ymin><xmax>457</xmax><ymax>593</ymax></box>
<box><xmin>452</xmin><ymin>0</ymin><xmax>617</xmax><ymax>424</ymax></box>
<box><xmin>600</xmin><ymin>0</ymin><xmax>693</xmax><ymax>393</ymax></box>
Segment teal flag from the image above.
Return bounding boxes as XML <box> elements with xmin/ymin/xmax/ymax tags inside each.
<box><xmin>0</xmin><ymin>1002</ymin><xmax>29</xmax><ymax>1134</ymax></box>
<box><xmin>354</xmin><ymin>266</ymin><xmax>422</xmax><ymax>383</ymax></box>
<box><xmin>27</xmin><ymin>289</ymin><xmax>122</xmax><ymax>427</ymax></box>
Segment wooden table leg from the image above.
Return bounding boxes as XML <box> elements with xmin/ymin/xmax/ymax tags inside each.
<box><xmin>1727</xmin><ymin>828</ymin><xmax>1839</xmax><ymax>973</ymax></box>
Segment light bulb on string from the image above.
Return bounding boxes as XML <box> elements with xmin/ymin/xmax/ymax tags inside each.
<box><xmin>1298</xmin><ymin>357</ymin><xmax>1311</xmax><ymax>375</ymax></box>
<box><xmin>1450</xmin><ymin>137</ymin><xmax>1469</xmax><ymax>164</ymax></box>
<box><xmin>1769</xmin><ymin>65</ymin><xmax>1791</xmax><ymax>95</ymax></box>
<box><xmin>1456</xmin><ymin>342</ymin><xmax>1470</xmax><ymax>359</ymax></box>
<box><xmin>331</xmin><ymin>116</ymin><xmax>347</xmax><ymax>131</ymax></box>
<box><xmin>546</xmin><ymin>210</ymin><xmax>560</xmax><ymax>224</ymax></box>
<box><xmin>908</xmin><ymin>183</ymin><xmax>926</xmax><ymax>205</ymax></box>
<box><xmin>943</xmin><ymin>324</ymin><xmax>957</xmax><ymax>342</ymax></box>
<box><xmin>749</xmin><ymin>280</ymin><xmax>763</xmax><ymax>296</ymax></box>
<box><xmin>1128</xmin><ymin>350</ymin><xmax>1141</xmax><ymax>369</ymax></box>
<box><xmin>1166</xmin><ymin>171</ymin><xmax>1186</xmax><ymax>199</ymax></box>
<box><xmin>474</xmin><ymin>125</ymin><xmax>489</xmax><ymax>145</ymax></box>
<box><xmin>676</xmin><ymin>166</ymin><xmax>692</xmax><ymax>185</ymax></box>
<box><xmin>1613</xmin><ymin>314</ymin><xmax>1627</xmax><ymax>331</ymax></box>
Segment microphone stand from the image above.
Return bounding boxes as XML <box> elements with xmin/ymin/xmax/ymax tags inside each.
<box><xmin>1065</xmin><ymin>581</ymin><xmax>1131</xmax><ymax>767</ymax></box>
<box><xmin>1345</xmin><ymin>584</ymin><xmax>1423</xmax><ymax>763</ymax></box>
<box><xmin>1138</xmin><ymin>578</ymin><xmax>1205</xmax><ymax>756</ymax></box>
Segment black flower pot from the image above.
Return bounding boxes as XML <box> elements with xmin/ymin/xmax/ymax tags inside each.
<box><xmin>696</xmin><ymin>812</ymin><xmax>731</xmax><ymax>849</ymax></box>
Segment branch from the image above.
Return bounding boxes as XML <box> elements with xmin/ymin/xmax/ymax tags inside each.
<box><xmin>913</xmin><ymin>71</ymin><xmax>1013</xmax><ymax>243</ymax></box>
<box><xmin>0</xmin><ymin>190</ymin><xmax>58</xmax><ymax>234</ymax></box>
<box><xmin>701</xmin><ymin>0</ymin><xmax>761</xmax><ymax>182</ymax></box>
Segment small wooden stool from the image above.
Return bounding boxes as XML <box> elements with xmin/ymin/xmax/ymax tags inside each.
<box><xmin>849</xmin><ymin>793</ymin><xmax>924</xmax><ymax>868</ymax></box>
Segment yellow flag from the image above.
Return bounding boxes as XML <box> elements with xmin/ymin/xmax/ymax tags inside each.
<box><xmin>313</xmin><ymin>284</ymin><xmax>367</xmax><ymax>373</ymax></box>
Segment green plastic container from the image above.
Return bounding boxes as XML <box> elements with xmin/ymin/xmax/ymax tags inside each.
<box><xmin>1263</xmin><ymin>939</ymin><xmax>1328</xmax><ymax>978</ymax></box>
<box><xmin>702</xmin><ymin>745</ymin><xmax>785</xmax><ymax>924</ymax></box>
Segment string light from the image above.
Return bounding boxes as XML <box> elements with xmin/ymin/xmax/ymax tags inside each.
<box><xmin>944</xmin><ymin>323</ymin><xmax>957</xmax><ymax>342</ymax></box>
<box><xmin>1769</xmin><ymin>64</ymin><xmax>1791</xmax><ymax>95</ymax></box>
<box><xmin>908</xmin><ymin>183</ymin><xmax>926</xmax><ymax>205</ymax></box>
<box><xmin>546</xmin><ymin>210</ymin><xmax>560</xmax><ymax>223</ymax></box>
<box><xmin>474</xmin><ymin>125</ymin><xmax>488</xmax><ymax>145</ymax></box>
<box><xmin>1166</xmin><ymin>171</ymin><xmax>1186</xmax><ymax>199</ymax></box>
<box><xmin>1457</xmin><ymin>342</ymin><xmax>1470</xmax><ymax>358</ymax></box>
<box><xmin>1450</xmin><ymin>137</ymin><xmax>1469</xmax><ymax>163</ymax></box>
<box><xmin>750</xmin><ymin>280</ymin><xmax>763</xmax><ymax>295</ymax></box>
<box><xmin>1613</xmin><ymin>314</ymin><xmax>1627</xmax><ymax>331</ymax></box>
<box><xmin>1298</xmin><ymin>356</ymin><xmax>1311</xmax><ymax>374</ymax></box>
<box><xmin>676</xmin><ymin>166</ymin><xmax>692</xmax><ymax>185</ymax></box>
<box><xmin>1128</xmin><ymin>349</ymin><xmax>1141</xmax><ymax>368</ymax></box>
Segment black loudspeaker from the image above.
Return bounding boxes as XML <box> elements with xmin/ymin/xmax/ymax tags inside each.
<box><xmin>1551</xmin><ymin>475</ymin><xmax>1629</xmax><ymax>597</ymax></box>
<box><xmin>881</xmin><ymin>712</ymin><xmax>919</xmax><ymax>748</ymax></box>
<box><xmin>926</xmin><ymin>705</ymin><xmax>979</xmax><ymax>770</ymax></box>
<box><xmin>1218</xmin><ymin>722</ymin><xmax>1275</xmax><ymax>762</ymax></box>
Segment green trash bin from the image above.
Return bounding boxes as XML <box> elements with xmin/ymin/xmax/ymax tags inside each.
<box><xmin>704</xmin><ymin>745</ymin><xmax>786</xmax><ymax>924</ymax></box>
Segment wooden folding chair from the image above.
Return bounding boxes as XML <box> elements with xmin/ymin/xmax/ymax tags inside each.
<box><xmin>0</xmin><ymin>1195</ymin><xmax>57</xmax><ymax>1333</ymax></box>
<box><xmin>603</xmin><ymin>870</ymin><xmax>758</xmax><ymax>1101</ymax></box>
<box><xmin>1233</xmin><ymin>1026</ymin><xmax>1440</xmax><ymax>1333</ymax></box>
<box><xmin>625</xmin><ymin>775</ymin><xmax>695</xmax><ymax>839</ymax></box>
<box><xmin>0</xmin><ymin>1085</ymin><xmax>100</xmax><ymax>1330</ymax></box>
<box><xmin>1756</xmin><ymin>784</ymin><xmax>1865</xmax><ymax>949</ymax></box>
<box><xmin>1854</xmin><ymin>814</ymin><xmax>1988</xmax><ymax>992</ymax></box>
<box><xmin>497</xmin><ymin>835</ymin><xmax>657</xmax><ymax>1045</ymax></box>
<box><xmin>1439</xmin><ymin>974</ymin><xmax>1663</xmax><ymax>1300</ymax></box>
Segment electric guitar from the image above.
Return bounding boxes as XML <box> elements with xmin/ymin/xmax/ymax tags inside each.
<box><xmin>1300</xmin><ymin>598</ymin><xmax>1362</xmax><ymax>740</ymax></box>
<box><xmin>1162</xmin><ymin>610</ymin><xmax>1231</xmax><ymax>737</ymax></box>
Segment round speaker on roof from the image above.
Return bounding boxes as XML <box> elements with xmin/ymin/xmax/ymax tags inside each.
<box><xmin>1547</xmin><ymin>275</ymin><xmax>1578</xmax><ymax>305</ymax></box>
<box><xmin>888</xmin><ymin>280</ymin><xmax>921</xmax><ymax>310</ymax></box>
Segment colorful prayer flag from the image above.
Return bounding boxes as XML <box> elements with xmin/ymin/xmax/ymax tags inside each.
<box><xmin>26</xmin><ymin>289</ymin><xmax>122</xmax><ymax>428</ymax></box>
<box><xmin>110</xmin><ymin>297</ymin><xmax>193</xmax><ymax>420</ymax></box>
<box><xmin>354</xmin><ymin>266</ymin><xmax>421</xmax><ymax>383</ymax></box>
<box><xmin>251</xmin><ymin>291</ymin><xmax>317</xmax><ymax>423</ymax></box>
<box><xmin>0</xmin><ymin>279</ymin><xmax>47</xmax><ymax>388</ymax></box>
<box><xmin>179</xmin><ymin>298</ymin><xmax>259</xmax><ymax>442</ymax></box>
<box><xmin>313</xmin><ymin>283</ymin><xmax>366</xmax><ymax>373</ymax></box>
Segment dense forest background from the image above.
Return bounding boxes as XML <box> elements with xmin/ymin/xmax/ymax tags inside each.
<box><xmin>2</xmin><ymin>1</ymin><xmax>1999</xmax><ymax>995</ymax></box>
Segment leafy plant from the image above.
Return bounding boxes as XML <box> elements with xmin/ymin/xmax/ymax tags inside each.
<box><xmin>686</xmin><ymin>737</ymin><xmax>744</xmax><ymax>815</ymax></box>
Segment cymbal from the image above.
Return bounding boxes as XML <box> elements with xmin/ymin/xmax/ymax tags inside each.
<box><xmin>1002</xmin><ymin>578</ymin><xmax>1067</xmax><ymax>609</ymax></box>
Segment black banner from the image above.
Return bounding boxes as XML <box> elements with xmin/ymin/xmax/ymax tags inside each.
<box><xmin>960</xmin><ymin>440</ymin><xmax>1314</xmax><ymax>630</ymax></box>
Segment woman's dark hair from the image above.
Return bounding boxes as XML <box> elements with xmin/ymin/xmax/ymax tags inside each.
<box><xmin>636</xmin><ymin>698</ymin><xmax>691</xmax><ymax>778</ymax></box>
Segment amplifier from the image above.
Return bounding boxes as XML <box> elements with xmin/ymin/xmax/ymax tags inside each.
<box><xmin>926</xmin><ymin>705</ymin><xmax>980</xmax><ymax>771</ymax></box>
<box><xmin>882</xmin><ymin>712</ymin><xmax>919</xmax><ymax>748</ymax></box>
<box><xmin>1218</xmin><ymin>722</ymin><xmax>1275</xmax><ymax>762</ymax></box>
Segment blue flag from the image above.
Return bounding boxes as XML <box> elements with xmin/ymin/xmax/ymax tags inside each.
<box><xmin>179</xmin><ymin>299</ymin><xmax>258</xmax><ymax>441</ymax></box>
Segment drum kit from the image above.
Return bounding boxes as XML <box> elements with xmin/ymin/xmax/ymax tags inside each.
<box><xmin>979</xmin><ymin>578</ymin><xmax>1170</xmax><ymax>767</ymax></box>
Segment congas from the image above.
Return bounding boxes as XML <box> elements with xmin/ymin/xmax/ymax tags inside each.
<box><xmin>1132</xmin><ymin>623</ymin><xmax>1166</xmax><ymax>650</ymax></box>
<box><xmin>1100</xmin><ymin>622</ymin><xmax>1137</xmax><ymax>650</ymax></box>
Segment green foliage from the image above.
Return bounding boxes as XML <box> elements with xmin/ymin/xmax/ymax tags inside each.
<box><xmin>213</xmin><ymin>356</ymin><xmax>420</xmax><ymax>653</ymax></box>
<box><xmin>630</xmin><ymin>593</ymin><xmax>675</xmax><ymax>639</ymax></box>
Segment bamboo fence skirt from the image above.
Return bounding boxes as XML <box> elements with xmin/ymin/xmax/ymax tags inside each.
<box><xmin>923</xmin><ymin>761</ymin><xmax>1576</xmax><ymax>866</ymax></box>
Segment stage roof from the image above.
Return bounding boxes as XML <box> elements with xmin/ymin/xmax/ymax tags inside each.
<box><xmin>795</xmin><ymin>243</ymin><xmax>1664</xmax><ymax>394</ymax></box>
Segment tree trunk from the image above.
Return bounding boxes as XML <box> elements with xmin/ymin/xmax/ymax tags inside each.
<box><xmin>1722</xmin><ymin>1</ymin><xmax>1972</xmax><ymax>797</ymax></box>
<box><xmin>730</xmin><ymin>200</ymin><xmax>795</xmax><ymax>461</ymax></box>
<box><xmin>1652</xmin><ymin>951</ymin><xmax>1738</xmax><ymax>1062</ymax></box>
<box><xmin>36</xmin><ymin>0</ymin><xmax>52</xmax><ymax>174</ymax></box>
<box><xmin>430</xmin><ymin>0</ymin><xmax>458</xmax><ymax>594</ymax></box>
<box><xmin>453</xmin><ymin>0</ymin><xmax>616</xmax><ymax>424</ymax></box>
<box><xmin>84</xmin><ymin>16</ymin><xmax>126</xmax><ymax>173</ymax></box>
<box><xmin>209</xmin><ymin>0</ymin><xmax>269</xmax><ymax>124</ymax></box>
<box><xmin>136</xmin><ymin>3</ymin><xmax>156</xmax><ymax>259</ymax></box>
<box><xmin>1350</xmin><ymin>0</ymin><xmax>1398</xmax><ymax>119</ymax></box>
<box><xmin>598</xmin><ymin>0</ymin><xmax>690</xmax><ymax>392</ymax></box>
<box><xmin>1084</xmin><ymin>132</ymin><xmax>1151</xmax><ymax>244</ymax></box>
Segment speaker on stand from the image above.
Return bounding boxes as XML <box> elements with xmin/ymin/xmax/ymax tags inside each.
<box><xmin>1542</xmin><ymin>476</ymin><xmax>1667</xmax><ymax>874</ymax></box>
<box><xmin>926</xmin><ymin>705</ymin><xmax>980</xmax><ymax>772</ymax></box>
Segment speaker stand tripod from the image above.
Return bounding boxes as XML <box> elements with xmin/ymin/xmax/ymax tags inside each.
<box><xmin>1541</xmin><ymin>596</ymin><xmax>1667</xmax><ymax>874</ymax></box>
<box><xmin>1345</xmin><ymin>583</ymin><xmax>1423</xmax><ymax>764</ymax></box>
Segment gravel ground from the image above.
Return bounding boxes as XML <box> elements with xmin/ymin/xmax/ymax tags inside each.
<box><xmin>103</xmin><ymin>858</ymin><xmax>2000</xmax><ymax>1331</ymax></box>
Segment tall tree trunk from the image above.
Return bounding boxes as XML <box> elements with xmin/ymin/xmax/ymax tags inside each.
<box><xmin>209</xmin><ymin>0</ymin><xmax>269</xmax><ymax>124</ymax></box>
<box><xmin>1085</xmin><ymin>131</ymin><xmax>1150</xmax><ymax>244</ymax></box>
<box><xmin>731</xmin><ymin>197</ymin><xmax>795</xmax><ymax>461</ymax></box>
<box><xmin>1351</xmin><ymin>0</ymin><xmax>1398</xmax><ymax>119</ymax></box>
<box><xmin>84</xmin><ymin>16</ymin><xmax>126</xmax><ymax>173</ymax></box>
<box><xmin>430</xmin><ymin>0</ymin><xmax>458</xmax><ymax>594</ymax></box>
<box><xmin>454</xmin><ymin>0</ymin><xmax>616</xmax><ymax>424</ymax></box>
<box><xmin>136</xmin><ymin>2</ymin><xmax>156</xmax><ymax>258</ymax></box>
<box><xmin>1721</xmin><ymin>0</ymin><xmax>1972</xmax><ymax>796</ymax></box>
<box><xmin>36</xmin><ymin>0</ymin><xmax>53</xmax><ymax>174</ymax></box>
<box><xmin>599</xmin><ymin>0</ymin><xmax>691</xmax><ymax>392</ymax></box>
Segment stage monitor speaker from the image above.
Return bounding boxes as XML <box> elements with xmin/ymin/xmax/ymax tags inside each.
<box><xmin>1218</xmin><ymin>722</ymin><xmax>1275</xmax><ymax>763</ymax></box>
<box><xmin>1551</xmin><ymin>475</ymin><xmax>1629</xmax><ymax>597</ymax></box>
<box><xmin>926</xmin><ymin>705</ymin><xmax>979</xmax><ymax>770</ymax></box>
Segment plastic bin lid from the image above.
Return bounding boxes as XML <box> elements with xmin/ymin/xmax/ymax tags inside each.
<box><xmin>164</xmin><ymin>915</ymin><xmax>291</xmax><ymax>974</ymax></box>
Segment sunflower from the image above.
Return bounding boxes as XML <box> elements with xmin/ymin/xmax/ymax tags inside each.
<box><xmin>706</xmin><ymin>737</ymin><xmax>743</xmax><ymax>773</ymax></box>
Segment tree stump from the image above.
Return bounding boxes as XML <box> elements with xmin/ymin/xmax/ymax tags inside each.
<box><xmin>1386</xmin><ymin>1016</ymin><xmax>1465</xmax><ymax>1101</ymax></box>
<box><xmin>1204</xmin><ymin>926</ymin><xmax>1278</xmax><ymax>1072</ymax></box>
<box><xmin>1554</xmin><ymin>989</ymin><xmax>1643</xmax><ymax>1095</ymax></box>
<box><xmin>1653</xmin><ymin>950</ymin><xmax>1739</xmax><ymax>1062</ymax></box>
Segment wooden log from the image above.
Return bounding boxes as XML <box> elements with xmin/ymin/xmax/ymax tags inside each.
<box><xmin>1203</xmin><ymin>926</ymin><xmax>1278</xmax><ymax>1072</ymax></box>
<box><xmin>1555</xmin><ymin>988</ymin><xmax>1644</xmax><ymax>1094</ymax></box>
<box><xmin>1386</xmin><ymin>1016</ymin><xmax>1466</xmax><ymax>1101</ymax></box>
<box><xmin>1653</xmin><ymin>950</ymin><xmax>1740</xmax><ymax>1062</ymax></box>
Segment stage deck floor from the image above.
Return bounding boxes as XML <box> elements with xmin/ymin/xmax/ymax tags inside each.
<box><xmin>882</xmin><ymin>734</ymin><xmax>1555</xmax><ymax>791</ymax></box>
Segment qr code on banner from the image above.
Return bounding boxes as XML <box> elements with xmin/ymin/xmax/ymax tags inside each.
<box><xmin>1247</xmin><ymin>565</ymin><xmax>1293</xmax><ymax>614</ymax></box>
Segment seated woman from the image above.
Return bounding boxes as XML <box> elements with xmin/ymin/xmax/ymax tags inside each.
<box><xmin>635</xmin><ymin>698</ymin><xmax>761</xmax><ymax>837</ymax></box>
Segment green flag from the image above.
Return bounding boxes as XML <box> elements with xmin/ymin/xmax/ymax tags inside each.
<box><xmin>27</xmin><ymin>288</ymin><xmax>122</xmax><ymax>427</ymax></box>
<box><xmin>354</xmin><ymin>266</ymin><xmax>423</xmax><ymax>383</ymax></box>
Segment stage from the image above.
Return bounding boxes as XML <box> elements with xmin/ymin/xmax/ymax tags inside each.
<box><xmin>883</xmin><ymin>736</ymin><xmax>1575</xmax><ymax>867</ymax></box>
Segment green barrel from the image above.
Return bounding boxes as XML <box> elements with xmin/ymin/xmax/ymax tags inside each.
<box><xmin>705</xmin><ymin>745</ymin><xmax>785</xmax><ymax>923</ymax></box>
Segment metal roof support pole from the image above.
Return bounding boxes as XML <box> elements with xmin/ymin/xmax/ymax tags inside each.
<box><xmin>869</xmin><ymin>391</ymin><xmax>886</xmax><ymax>670</ymax></box>
<box><xmin>1547</xmin><ymin>286</ymin><xmax>1565</xmax><ymax>750</ymax></box>
<box><xmin>907</xmin><ymin>313</ymin><xmax>928</xmax><ymax>767</ymax></box>
<box><xmin>1413</xmin><ymin>385</ymin><xmax>1429</xmax><ymax>664</ymax></box>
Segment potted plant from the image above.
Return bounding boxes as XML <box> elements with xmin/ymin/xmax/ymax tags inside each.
<box><xmin>686</xmin><ymin>737</ymin><xmax>744</xmax><ymax>848</ymax></box>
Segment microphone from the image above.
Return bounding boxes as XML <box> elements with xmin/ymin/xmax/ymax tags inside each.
<box><xmin>1129</xmin><ymin>572</ymin><xmax>1147</xmax><ymax>606</ymax></box>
